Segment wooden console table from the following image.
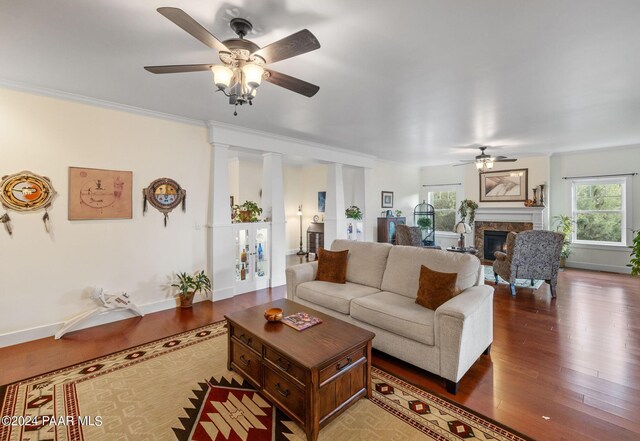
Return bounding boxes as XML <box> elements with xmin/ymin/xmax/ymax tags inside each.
<box><xmin>225</xmin><ymin>299</ymin><xmax>375</xmax><ymax>441</ymax></box>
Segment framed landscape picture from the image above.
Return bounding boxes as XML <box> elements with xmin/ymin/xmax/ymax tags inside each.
<box><xmin>318</xmin><ymin>191</ymin><xmax>326</xmax><ymax>212</ymax></box>
<box><xmin>381</xmin><ymin>191</ymin><xmax>394</xmax><ymax>208</ymax></box>
<box><xmin>69</xmin><ymin>167</ymin><xmax>133</xmax><ymax>220</ymax></box>
<box><xmin>479</xmin><ymin>169</ymin><xmax>528</xmax><ymax>202</ymax></box>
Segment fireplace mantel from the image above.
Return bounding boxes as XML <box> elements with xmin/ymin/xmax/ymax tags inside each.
<box><xmin>474</xmin><ymin>207</ymin><xmax>546</xmax><ymax>230</ymax></box>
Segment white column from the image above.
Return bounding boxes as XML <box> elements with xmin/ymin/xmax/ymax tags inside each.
<box><xmin>353</xmin><ymin>167</ymin><xmax>373</xmax><ymax>242</ymax></box>
<box><xmin>324</xmin><ymin>163</ymin><xmax>346</xmax><ymax>247</ymax></box>
<box><xmin>262</xmin><ymin>153</ymin><xmax>286</xmax><ymax>287</ymax></box>
<box><xmin>209</xmin><ymin>143</ymin><xmax>235</xmax><ymax>300</ymax></box>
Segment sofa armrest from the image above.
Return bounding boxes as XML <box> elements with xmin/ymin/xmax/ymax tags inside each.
<box><xmin>435</xmin><ymin>285</ymin><xmax>494</xmax><ymax>383</ymax></box>
<box><xmin>494</xmin><ymin>251</ymin><xmax>507</xmax><ymax>262</ymax></box>
<box><xmin>285</xmin><ymin>261</ymin><xmax>318</xmax><ymax>300</ymax></box>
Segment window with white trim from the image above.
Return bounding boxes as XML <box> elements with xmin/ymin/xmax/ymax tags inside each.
<box><xmin>571</xmin><ymin>177</ymin><xmax>631</xmax><ymax>246</ymax></box>
<box><xmin>426</xmin><ymin>186</ymin><xmax>461</xmax><ymax>233</ymax></box>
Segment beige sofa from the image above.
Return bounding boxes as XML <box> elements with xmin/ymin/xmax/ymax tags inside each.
<box><xmin>285</xmin><ymin>239</ymin><xmax>493</xmax><ymax>394</ymax></box>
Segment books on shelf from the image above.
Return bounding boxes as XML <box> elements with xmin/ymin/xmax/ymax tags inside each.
<box><xmin>282</xmin><ymin>312</ymin><xmax>323</xmax><ymax>331</ymax></box>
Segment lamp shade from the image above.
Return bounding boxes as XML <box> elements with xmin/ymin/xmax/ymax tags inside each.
<box><xmin>211</xmin><ymin>65</ymin><xmax>233</xmax><ymax>89</ymax></box>
<box><xmin>454</xmin><ymin>222</ymin><xmax>471</xmax><ymax>234</ymax></box>
<box><xmin>486</xmin><ymin>161</ymin><xmax>494</xmax><ymax>170</ymax></box>
<box><xmin>242</xmin><ymin>63</ymin><xmax>264</xmax><ymax>89</ymax></box>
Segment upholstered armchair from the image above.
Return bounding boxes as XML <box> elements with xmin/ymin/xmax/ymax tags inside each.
<box><xmin>396</xmin><ymin>224</ymin><xmax>423</xmax><ymax>246</ymax></box>
<box><xmin>493</xmin><ymin>230</ymin><xmax>564</xmax><ymax>297</ymax></box>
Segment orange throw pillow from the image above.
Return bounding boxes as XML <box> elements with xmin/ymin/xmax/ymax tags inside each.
<box><xmin>416</xmin><ymin>265</ymin><xmax>460</xmax><ymax>310</ymax></box>
<box><xmin>315</xmin><ymin>248</ymin><xmax>349</xmax><ymax>284</ymax></box>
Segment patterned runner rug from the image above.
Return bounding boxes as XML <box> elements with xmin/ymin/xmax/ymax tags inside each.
<box><xmin>0</xmin><ymin>321</ymin><xmax>532</xmax><ymax>441</ymax></box>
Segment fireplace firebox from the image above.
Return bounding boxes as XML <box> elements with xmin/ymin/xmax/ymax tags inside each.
<box><xmin>483</xmin><ymin>230</ymin><xmax>509</xmax><ymax>261</ymax></box>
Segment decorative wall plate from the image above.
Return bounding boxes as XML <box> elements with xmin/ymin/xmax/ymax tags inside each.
<box><xmin>143</xmin><ymin>178</ymin><xmax>186</xmax><ymax>226</ymax></box>
<box><xmin>0</xmin><ymin>170</ymin><xmax>57</xmax><ymax>234</ymax></box>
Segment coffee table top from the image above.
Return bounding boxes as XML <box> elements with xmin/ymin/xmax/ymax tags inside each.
<box><xmin>225</xmin><ymin>298</ymin><xmax>375</xmax><ymax>369</ymax></box>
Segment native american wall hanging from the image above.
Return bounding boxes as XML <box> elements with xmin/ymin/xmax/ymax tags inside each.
<box><xmin>0</xmin><ymin>170</ymin><xmax>57</xmax><ymax>235</ymax></box>
<box><xmin>143</xmin><ymin>178</ymin><xmax>186</xmax><ymax>226</ymax></box>
<box><xmin>68</xmin><ymin>167</ymin><xmax>133</xmax><ymax>220</ymax></box>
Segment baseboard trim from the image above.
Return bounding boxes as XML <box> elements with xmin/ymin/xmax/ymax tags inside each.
<box><xmin>0</xmin><ymin>296</ymin><xmax>208</xmax><ymax>348</ymax></box>
<box><xmin>565</xmin><ymin>261</ymin><xmax>631</xmax><ymax>274</ymax></box>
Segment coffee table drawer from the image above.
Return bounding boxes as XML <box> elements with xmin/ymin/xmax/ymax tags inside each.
<box><xmin>230</xmin><ymin>324</ymin><xmax>263</xmax><ymax>354</ymax></box>
<box><xmin>231</xmin><ymin>340</ymin><xmax>262</xmax><ymax>387</ymax></box>
<box><xmin>264</xmin><ymin>365</ymin><xmax>305</xmax><ymax>422</ymax></box>
<box><xmin>319</xmin><ymin>346</ymin><xmax>365</xmax><ymax>384</ymax></box>
<box><xmin>264</xmin><ymin>347</ymin><xmax>306</xmax><ymax>385</ymax></box>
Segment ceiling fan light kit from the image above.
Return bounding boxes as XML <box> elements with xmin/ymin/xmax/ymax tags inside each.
<box><xmin>145</xmin><ymin>8</ymin><xmax>320</xmax><ymax>116</ymax></box>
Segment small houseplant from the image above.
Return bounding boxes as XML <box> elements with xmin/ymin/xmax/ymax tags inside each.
<box><xmin>628</xmin><ymin>230</ymin><xmax>640</xmax><ymax>276</ymax></box>
<box><xmin>233</xmin><ymin>200</ymin><xmax>262</xmax><ymax>223</ymax></box>
<box><xmin>458</xmin><ymin>199</ymin><xmax>478</xmax><ymax>225</ymax></box>
<box><xmin>171</xmin><ymin>270</ymin><xmax>212</xmax><ymax>308</ymax></box>
<box><xmin>552</xmin><ymin>215</ymin><xmax>574</xmax><ymax>268</ymax></box>
<box><xmin>417</xmin><ymin>216</ymin><xmax>432</xmax><ymax>230</ymax></box>
<box><xmin>394</xmin><ymin>209</ymin><xmax>402</xmax><ymax>217</ymax></box>
<box><xmin>345</xmin><ymin>205</ymin><xmax>363</xmax><ymax>220</ymax></box>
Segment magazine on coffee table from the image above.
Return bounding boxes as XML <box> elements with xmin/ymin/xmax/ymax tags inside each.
<box><xmin>282</xmin><ymin>312</ymin><xmax>323</xmax><ymax>331</ymax></box>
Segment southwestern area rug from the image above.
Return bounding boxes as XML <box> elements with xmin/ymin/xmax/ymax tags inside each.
<box><xmin>0</xmin><ymin>321</ymin><xmax>532</xmax><ymax>441</ymax></box>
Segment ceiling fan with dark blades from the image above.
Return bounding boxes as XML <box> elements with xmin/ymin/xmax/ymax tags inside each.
<box><xmin>144</xmin><ymin>7</ymin><xmax>321</xmax><ymax>115</ymax></box>
<box><xmin>453</xmin><ymin>146</ymin><xmax>517</xmax><ymax>171</ymax></box>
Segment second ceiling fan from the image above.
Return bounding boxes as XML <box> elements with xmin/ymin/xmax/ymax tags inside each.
<box><xmin>144</xmin><ymin>7</ymin><xmax>321</xmax><ymax>115</ymax></box>
<box><xmin>454</xmin><ymin>146</ymin><xmax>517</xmax><ymax>172</ymax></box>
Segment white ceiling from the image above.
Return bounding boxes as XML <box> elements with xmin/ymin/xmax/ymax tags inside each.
<box><xmin>2</xmin><ymin>0</ymin><xmax>640</xmax><ymax>165</ymax></box>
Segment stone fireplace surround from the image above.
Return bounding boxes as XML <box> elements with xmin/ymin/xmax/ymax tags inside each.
<box><xmin>472</xmin><ymin>207</ymin><xmax>545</xmax><ymax>261</ymax></box>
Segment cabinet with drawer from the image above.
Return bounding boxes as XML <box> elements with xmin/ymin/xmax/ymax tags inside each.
<box><xmin>225</xmin><ymin>300</ymin><xmax>374</xmax><ymax>441</ymax></box>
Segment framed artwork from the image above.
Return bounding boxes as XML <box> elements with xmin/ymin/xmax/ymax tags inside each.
<box><xmin>0</xmin><ymin>170</ymin><xmax>57</xmax><ymax>235</ymax></box>
<box><xmin>479</xmin><ymin>168</ymin><xmax>528</xmax><ymax>202</ymax></box>
<box><xmin>318</xmin><ymin>191</ymin><xmax>326</xmax><ymax>213</ymax></box>
<box><xmin>69</xmin><ymin>167</ymin><xmax>133</xmax><ymax>220</ymax></box>
<box><xmin>381</xmin><ymin>191</ymin><xmax>394</xmax><ymax>208</ymax></box>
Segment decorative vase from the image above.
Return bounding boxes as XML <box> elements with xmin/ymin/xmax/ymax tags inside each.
<box><xmin>180</xmin><ymin>292</ymin><xmax>194</xmax><ymax>308</ymax></box>
<box><xmin>539</xmin><ymin>184</ymin><xmax>545</xmax><ymax>206</ymax></box>
<box><xmin>532</xmin><ymin>188</ymin><xmax>538</xmax><ymax>206</ymax></box>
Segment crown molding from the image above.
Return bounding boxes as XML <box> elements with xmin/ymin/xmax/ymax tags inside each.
<box><xmin>206</xmin><ymin>120</ymin><xmax>377</xmax><ymax>168</ymax></box>
<box><xmin>0</xmin><ymin>78</ymin><xmax>205</xmax><ymax>127</ymax></box>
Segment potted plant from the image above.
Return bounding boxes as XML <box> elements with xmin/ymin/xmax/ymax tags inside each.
<box><xmin>458</xmin><ymin>199</ymin><xmax>478</xmax><ymax>225</ymax></box>
<box><xmin>417</xmin><ymin>216</ymin><xmax>432</xmax><ymax>230</ymax></box>
<box><xmin>552</xmin><ymin>215</ymin><xmax>574</xmax><ymax>268</ymax></box>
<box><xmin>233</xmin><ymin>200</ymin><xmax>262</xmax><ymax>223</ymax></box>
<box><xmin>628</xmin><ymin>230</ymin><xmax>640</xmax><ymax>276</ymax></box>
<box><xmin>394</xmin><ymin>209</ymin><xmax>402</xmax><ymax>217</ymax></box>
<box><xmin>171</xmin><ymin>270</ymin><xmax>212</xmax><ymax>308</ymax></box>
<box><xmin>345</xmin><ymin>205</ymin><xmax>362</xmax><ymax>220</ymax></box>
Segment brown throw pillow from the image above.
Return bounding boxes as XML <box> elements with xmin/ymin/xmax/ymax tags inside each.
<box><xmin>315</xmin><ymin>248</ymin><xmax>349</xmax><ymax>284</ymax></box>
<box><xmin>416</xmin><ymin>265</ymin><xmax>460</xmax><ymax>310</ymax></box>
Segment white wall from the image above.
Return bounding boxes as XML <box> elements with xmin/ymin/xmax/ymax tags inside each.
<box><xmin>550</xmin><ymin>145</ymin><xmax>640</xmax><ymax>273</ymax></box>
<box><xmin>0</xmin><ymin>88</ymin><xmax>210</xmax><ymax>344</ymax></box>
<box><xmin>367</xmin><ymin>160</ymin><xmax>421</xmax><ymax>241</ymax></box>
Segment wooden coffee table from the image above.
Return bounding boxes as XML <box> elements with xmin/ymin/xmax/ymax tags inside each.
<box><xmin>225</xmin><ymin>298</ymin><xmax>375</xmax><ymax>441</ymax></box>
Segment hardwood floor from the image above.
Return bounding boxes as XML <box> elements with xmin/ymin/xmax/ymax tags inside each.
<box><xmin>2</xmin><ymin>268</ymin><xmax>639</xmax><ymax>440</ymax></box>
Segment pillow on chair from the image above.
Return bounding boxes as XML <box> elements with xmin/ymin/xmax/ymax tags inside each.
<box><xmin>316</xmin><ymin>248</ymin><xmax>349</xmax><ymax>284</ymax></box>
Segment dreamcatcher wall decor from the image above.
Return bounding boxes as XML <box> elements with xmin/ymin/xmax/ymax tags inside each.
<box><xmin>143</xmin><ymin>178</ymin><xmax>186</xmax><ymax>226</ymax></box>
<box><xmin>0</xmin><ymin>170</ymin><xmax>57</xmax><ymax>235</ymax></box>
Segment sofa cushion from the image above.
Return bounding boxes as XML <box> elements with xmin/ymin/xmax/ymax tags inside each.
<box><xmin>296</xmin><ymin>281</ymin><xmax>380</xmax><ymax>315</ymax></box>
<box><xmin>331</xmin><ymin>239</ymin><xmax>393</xmax><ymax>289</ymax></box>
<box><xmin>351</xmin><ymin>291</ymin><xmax>435</xmax><ymax>346</ymax></box>
<box><xmin>416</xmin><ymin>265</ymin><xmax>461</xmax><ymax>310</ymax></box>
<box><xmin>316</xmin><ymin>248</ymin><xmax>349</xmax><ymax>283</ymax></box>
<box><xmin>381</xmin><ymin>246</ymin><xmax>480</xmax><ymax>298</ymax></box>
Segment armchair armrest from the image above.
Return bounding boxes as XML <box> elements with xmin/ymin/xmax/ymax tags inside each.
<box><xmin>494</xmin><ymin>251</ymin><xmax>507</xmax><ymax>262</ymax></box>
<box><xmin>285</xmin><ymin>261</ymin><xmax>318</xmax><ymax>300</ymax></box>
<box><xmin>435</xmin><ymin>285</ymin><xmax>494</xmax><ymax>383</ymax></box>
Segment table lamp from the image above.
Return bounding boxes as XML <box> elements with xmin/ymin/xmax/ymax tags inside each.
<box><xmin>454</xmin><ymin>222</ymin><xmax>471</xmax><ymax>249</ymax></box>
